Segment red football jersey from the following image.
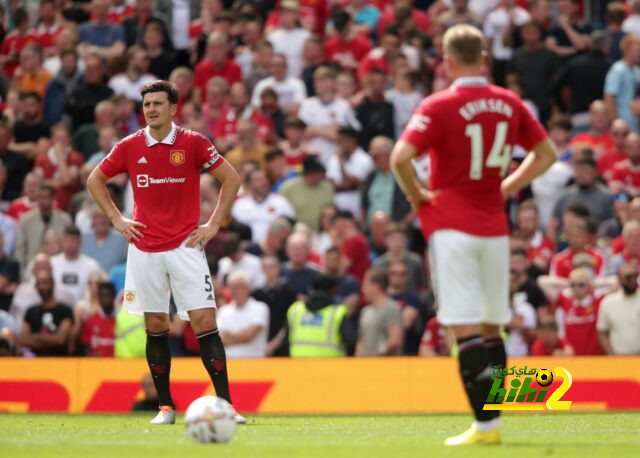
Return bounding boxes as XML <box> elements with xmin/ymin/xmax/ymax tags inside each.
<box><xmin>194</xmin><ymin>59</ymin><xmax>242</xmax><ymax>103</ymax></box>
<box><xmin>80</xmin><ymin>311</ymin><xmax>115</xmax><ymax>357</ymax></box>
<box><xmin>420</xmin><ymin>317</ymin><xmax>448</xmax><ymax>355</ymax></box>
<box><xmin>527</xmin><ymin>231</ymin><xmax>556</xmax><ymax>267</ymax></box>
<box><xmin>324</xmin><ymin>36</ymin><xmax>371</xmax><ymax>70</ymax></box>
<box><xmin>400</xmin><ymin>77</ymin><xmax>547</xmax><ymax>238</ymax></box>
<box><xmin>609</xmin><ymin>160</ymin><xmax>640</xmax><ymax>197</ymax></box>
<box><xmin>549</xmin><ymin>247</ymin><xmax>606</xmax><ymax>278</ymax></box>
<box><xmin>530</xmin><ymin>336</ymin><xmax>571</xmax><ymax>356</ymax></box>
<box><xmin>556</xmin><ymin>291</ymin><xmax>603</xmax><ymax>355</ymax></box>
<box><xmin>597</xmin><ymin>149</ymin><xmax>626</xmax><ymax>180</ymax></box>
<box><xmin>34</xmin><ymin>23</ymin><xmax>64</xmax><ymax>52</ymax></box>
<box><xmin>570</xmin><ymin>131</ymin><xmax>614</xmax><ymax>156</ymax></box>
<box><xmin>98</xmin><ymin>124</ymin><xmax>224</xmax><ymax>252</ymax></box>
<box><xmin>1</xmin><ymin>30</ymin><xmax>38</xmax><ymax>78</ymax></box>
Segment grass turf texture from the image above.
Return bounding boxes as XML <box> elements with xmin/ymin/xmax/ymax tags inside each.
<box><xmin>1</xmin><ymin>413</ymin><xmax>639</xmax><ymax>458</ymax></box>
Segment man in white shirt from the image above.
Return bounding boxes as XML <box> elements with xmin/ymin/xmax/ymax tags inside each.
<box><xmin>216</xmin><ymin>233</ymin><xmax>266</xmax><ymax>291</ymax></box>
<box><xmin>217</xmin><ymin>270</ymin><xmax>270</xmax><ymax>358</ymax></box>
<box><xmin>50</xmin><ymin>225</ymin><xmax>101</xmax><ymax>305</ymax></box>
<box><xmin>108</xmin><ymin>46</ymin><xmax>157</xmax><ymax>102</ymax></box>
<box><xmin>231</xmin><ymin>168</ymin><xmax>295</xmax><ymax>243</ymax></box>
<box><xmin>251</xmin><ymin>54</ymin><xmax>307</xmax><ymax>114</ymax></box>
<box><xmin>267</xmin><ymin>0</ymin><xmax>310</xmax><ymax>78</ymax></box>
<box><xmin>298</xmin><ymin>66</ymin><xmax>361</xmax><ymax>165</ymax></box>
<box><xmin>623</xmin><ymin>0</ymin><xmax>640</xmax><ymax>36</ymax></box>
<box><xmin>483</xmin><ymin>0</ymin><xmax>530</xmax><ymax>86</ymax></box>
<box><xmin>326</xmin><ymin>127</ymin><xmax>374</xmax><ymax>216</ymax></box>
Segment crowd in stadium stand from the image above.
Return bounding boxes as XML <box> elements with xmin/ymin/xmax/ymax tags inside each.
<box><xmin>1</xmin><ymin>0</ymin><xmax>640</xmax><ymax>359</ymax></box>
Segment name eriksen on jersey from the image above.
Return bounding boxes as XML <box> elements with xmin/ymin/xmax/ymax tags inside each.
<box><xmin>459</xmin><ymin>98</ymin><xmax>514</xmax><ymax>121</ymax></box>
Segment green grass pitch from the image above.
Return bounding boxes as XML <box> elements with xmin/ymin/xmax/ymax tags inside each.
<box><xmin>1</xmin><ymin>413</ymin><xmax>639</xmax><ymax>457</ymax></box>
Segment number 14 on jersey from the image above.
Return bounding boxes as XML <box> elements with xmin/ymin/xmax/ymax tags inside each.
<box><xmin>465</xmin><ymin>121</ymin><xmax>512</xmax><ymax>180</ymax></box>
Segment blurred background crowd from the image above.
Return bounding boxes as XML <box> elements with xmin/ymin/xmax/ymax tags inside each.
<box><xmin>1</xmin><ymin>0</ymin><xmax>640</xmax><ymax>360</ymax></box>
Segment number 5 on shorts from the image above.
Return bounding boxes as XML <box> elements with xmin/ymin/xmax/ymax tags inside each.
<box><xmin>205</xmin><ymin>275</ymin><xmax>212</xmax><ymax>292</ymax></box>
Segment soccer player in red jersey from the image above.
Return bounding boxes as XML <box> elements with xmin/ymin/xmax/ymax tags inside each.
<box><xmin>87</xmin><ymin>81</ymin><xmax>242</xmax><ymax>425</ymax></box>
<box><xmin>390</xmin><ymin>25</ymin><xmax>557</xmax><ymax>445</ymax></box>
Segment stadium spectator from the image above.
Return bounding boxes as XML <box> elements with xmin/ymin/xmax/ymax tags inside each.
<box><xmin>298</xmin><ymin>65</ymin><xmax>361</xmax><ymax>165</ymax></box>
<box><xmin>19</xmin><ymin>270</ymin><xmax>73</xmax><ymax>357</ymax></box>
<box><xmin>437</xmin><ymin>0</ymin><xmax>481</xmax><ymax>30</ymax></box>
<box><xmin>544</xmin><ymin>0</ymin><xmax>592</xmax><ymax>62</ymax></box>
<box><xmin>80</xmin><ymin>206</ymin><xmax>127</xmax><ymax>272</ymax></box>
<box><xmin>108</xmin><ymin>46</ymin><xmax>156</xmax><ymax>102</ymax></box>
<box><xmin>246</xmin><ymin>217</ymin><xmax>292</xmax><ymax>263</ymax></box>
<box><xmin>327</xmin><ymin>127</ymin><xmax>374</xmax><ymax>217</ymax></box>
<box><xmin>0</xmin><ymin>7</ymin><xmax>35</xmax><ymax>79</ymax></box>
<box><xmin>372</xmin><ymin>223</ymin><xmax>426</xmax><ymax>293</ymax></box>
<box><xmin>50</xmin><ymin>225</ymin><xmax>101</xmax><ymax>304</ymax></box>
<box><xmin>324</xmin><ymin>10</ymin><xmax>371</xmax><ymax>73</ymax></box>
<box><xmin>15</xmin><ymin>184</ymin><xmax>71</xmax><ymax>274</ymax></box>
<box><xmin>418</xmin><ymin>316</ymin><xmax>450</xmax><ymax>357</ymax></box>
<box><xmin>287</xmin><ymin>273</ymin><xmax>355</xmax><ymax>357</ymax></box>
<box><xmin>508</xmin><ymin>21</ymin><xmax>557</xmax><ymax>123</ymax></box>
<box><xmin>256</xmin><ymin>87</ymin><xmax>288</xmax><ymax>138</ymax></box>
<box><xmin>604</xmin><ymin>34</ymin><xmax>640</xmax><ymax>131</ymax></box>
<box><xmin>217</xmin><ymin>270</ymin><xmax>270</xmax><ymax>358</ymax></box>
<box><xmin>244</xmin><ymin>40</ymin><xmax>273</xmax><ymax>93</ymax></box>
<box><xmin>599</xmin><ymin>192</ymin><xmax>630</xmax><ymax>246</ymax></box>
<box><xmin>79</xmin><ymin>280</ymin><xmax>116</xmax><ymax>357</ymax></box>
<box><xmin>86</xmin><ymin>126</ymin><xmax>118</xmax><ymax>167</ymax></box>
<box><xmin>549</xmin><ymin>218</ymin><xmax>607</xmax><ymax>278</ymax></box>
<box><xmin>367</xmin><ymin>211</ymin><xmax>390</xmax><ymax>260</ymax></box>
<box><xmin>224</xmin><ymin>119</ymin><xmax>269</xmax><ymax>171</ymax></box>
<box><xmin>267</xmin><ymin>0</ymin><xmax>310</xmax><ymax>79</ymax></box>
<box><xmin>548</xmin><ymin>150</ymin><xmax>613</xmax><ymax>241</ymax></box>
<box><xmin>312</xmin><ymin>203</ymin><xmax>337</xmax><ymax>255</ymax></box>
<box><xmin>299</xmin><ymin>36</ymin><xmax>326</xmax><ymax>97</ymax></box>
<box><xmin>361</xmin><ymin>136</ymin><xmax>411</xmax><ymax>226</ymax></box>
<box><xmin>34</xmin><ymin>122</ymin><xmax>84</xmax><ymax>211</ymax></box>
<box><xmin>603</xmin><ymin>2</ymin><xmax>626</xmax><ymax>63</ymax></box>
<box><xmin>356</xmin><ymin>268</ymin><xmax>403</xmax><ymax>356</ymax></box>
<box><xmin>0</xmin><ymin>231</ymin><xmax>19</xmax><ymax>312</ymax></box>
<box><xmin>253</xmin><ymin>254</ymin><xmax>297</xmax><ymax>356</ymax></box>
<box><xmin>623</xmin><ymin>0</ymin><xmax>640</xmax><ymax>36</ymax></box>
<box><xmin>64</xmin><ymin>54</ymin><xmax>114</xmax><ymax>129</ymax></box>
<box><xmin>597</xmin><ymin>264</ymin><xmax>640</xmax><ymax>355</ymax></box>
<box><xmin>609</xmin><ymin>133</ymin><xmax>640</xmax><ymax>197</ymax></box>
<box><xmin>71</xmin><ymin>270</ymin><xmax>108</xmax><ymax>343</ymax></box>
<box><xmin>43</xmin><ymin>50</ymin><xmax>82</xmax><ymax>125</ymax></box>
<box><xmin>231</xmin><ymin>168</ymin><xmax>295</xmax><ymax>243</ymax></box>
<box><xmin>251</xmin><ymin>54</ymin><xmax>307</xmax><ymax>115</ymax></box>
<box><xmin>72</xmin><ymin>99</ymin><xmax>118</xmax><ymax>160</ymax></box>
<box><xmin>77</xmin><ymin>0</ymin><xmax>126</xmax><ymax>61</ymax></box>
<box><xmin>142</xmin><ymin>21</ymin><xmax>176</xmax><ymax>81</ymax></box>
<box><xmin>281</xmin><ymin>231</ymin><xmax>320</xmax><ymax>298</ymax></box>
<box><xmin>264</xmin><ymin>148</ymin><xmax>296</xmax><ymax>192</ymax></box>
<box><xmin>193</xmin><ymin>32</ymin><xmax>242</xmax><ymax>104</ymax></box>
<box><xmin>0</xmin><ymin>309</ymin><xmax>18</xmax><ymax>355</ymax></box>
<box><xmin>131</xmin><ymin>374</ymin><xmax>159</xmax><ymax>412</ymax></box>
<box><xmin>570</xmin><ymin>100</ymin><xmax>613</xmax><ymax>157</ymax></box>
<box><xmin>515</xmin><ymin>201</ymin><xmax>555</xmax><ymax>271</ymax></box>
<box><xmin>11</xmin><ymin>91</ymin><xmax>50</xmax><ymax>161</ymax></box>
<box><xmin>278</xmin><ymin>117</ymin><xmax>308</xmax><ymax>167</ymax></box>
<box><xmin>386</xmin><ymin>69</ymin><xmax>422</xmax><ymax>140</ymax></box>
<box><xmin>322</xmin><ymin>245</ymin><xmax>360</xmax><ymax>311</ymax></box>
<box><xmin>377</xmin><ymin>0</ymin><xmax>430</xmax><ymax>40</ymax></box>
<box><xmin>0</xmin><ymin>212</ymin><xmax>16</xmax><ymax>256</ymax></box>
<box><xmin>505</xmin><ymin>290</ymin><xmax>537</xmax><ymax>357</ymax></box>
<box><xmin>355</xmin><ymin>69</ymin><xmax>395</xmax><ymax>149</ymax></box>
<box><xmin>386</xmin><ymin>260</ymin><xmax>424</xmax><ymax>355</ymax></box>
<box><xmin>345</xmin><ymin>0</ymin><xmax>381</xmax><ymax>37</ymax></box>
<box><xmin>332</xmin><ymin>210</ymin><xmax>370</xmax><ymax>284</ymax></box>
<box><xmin>598</xmin><ymin>118</ymin><xmax>630</xmax><ymax>181</ymax></box>
<box><xmin>510</xmin><ymin>247</ymin><xmax>547</xmax><ymax>313</ymax></box>
<box><xmin>530</xmin><ymin>315</ymin><xmax>574</xmax><ymax>356</ymax></box>
<box><xmin>12</xmin><ymin>43</ymin><xmax>51</xmax><ymax>98</ymax></box>
<box><xmin>0</xmin><ymin>121</ymin><xmax>29</xmax><ymax>202</ymax></box>
<box><xmin>217</xmin><ymin>233</ymin><xmax>266</xmax><ymax>291</ymax></box>
<box><xmin>552</xmin><ymin>31</ymin><xmax>611</xmax><ymax>126</ymax></box>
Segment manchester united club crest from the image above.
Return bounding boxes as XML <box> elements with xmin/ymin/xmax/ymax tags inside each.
<box><xmin>170</xmin><ymin>150</ymin><xmax>185</xmax><ymax>166</ymax></box>
<box><xmin>125</xmin><ymin>290</ymin><xmax>136</xmax><ymax>303</ymax></box>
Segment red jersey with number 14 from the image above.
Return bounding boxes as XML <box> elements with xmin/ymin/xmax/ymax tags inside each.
<box><xmin>98</xmin><ymin>124</ymin><xmax>223</xmax><ymax>252</ymax></box>
<box><xmin>400</xmin><ymin>77</ymin><xmax>547</xmax><ymax>239</ymax></box>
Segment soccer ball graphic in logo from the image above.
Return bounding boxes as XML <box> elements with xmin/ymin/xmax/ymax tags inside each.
<box><xmin>536</xmin><ymin>369</ymin><xmax>554</xmax><ymax>387</ymax></box>
<box><xmin>185</xmin><ymin>396</ymin><xmax>236</xmax><ymax>444</ymax></box>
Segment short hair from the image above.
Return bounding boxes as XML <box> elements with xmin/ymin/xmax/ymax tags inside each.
<box><xmin>95</xmin><ymin>99</ymin><xmax>115</xmax><ymax>117</ymax></box>
<box><xmin>222</xmin><ymin>233</ymin><xmax>241</xmax><ymax>256</ymax></box>
<box><xmin>268</xmin><ymin>216</ymin><xmax>292</xmax><ymax>234</ymax></box>
<box><xmin>64</xmin><ymin>225</ymin><xmax>81</xmax><ymax>237</ymax></box>
<box><xmin>369</xmin><ymin>136</ymin><xmax>393</xmax><ymax>155</ymax></box>
<box><xmin>98</xmin><ymin>281</ymin><xmax>116</xmax><ymax>296</ymax></box>
<box><xmin>206</xmin><ymin>76</ymin><xmax>230</xmax><ymax>93</ymax></box>
<box><xmin>313</xmin><ymin>65</ymin><xmax>336</xmax><ymax>80</ymax></box>
<box><xmin>623</xmin><ymin>220</ymin><xmax>640</xmax><ymax>237</ymax></box>
<box><xmin>337</xmin><ymin>126</ymin><xmax>360</xmax><ymax>141</ymax></box>
<box><xmin>384</xmin><ymin>222</ymin><xmax>406</xmax><ymax>237</ymax></box>
<box><xmin>565</xmin><ymin>203</ymin><xmax>591</xmax><ymax>219</ymax></box>
<box><xmin>606</xmin><ymin>2</ymin><xmax>626</xmax><ymax>24</ymax></box>
<box><xmin>22</xmin><ymin>42</ymin><xmax>43</xmax><ymax>58</ymax></box>
<box><xmin>140</xmin><ymin>80</ymin><xmax>179</xmax><ymax>104</ymax></box>
<box><xmin>169</xmin><ymin>66</ymin><xmax>193</xmax><ymax>81</ymax></box>
<box><xmin>260</xmin><ymin>87</ymin><xmax>278</xmax><ymax>100</ymax></box>
<box><xmin>443</xmin><ymin>24</ymin><xmax>484</xmax><ymax>65</ymax></box>
<box><xmin>366</xmin><ymin>268</ymin><xmax>389</xmax><ymax>291</ymax></box>
<box><xmin>325</xmin><ymin>245</ymin><xmax>341</xmax><ymax>256</ymax></box>
<box><xmin>589</xmin><ymin>30</ymin><xmax>610</xmax><ymax>52</ymax></box>
<box><xmin>518</xmin><ymin>199</ymin><xmax>539</xmax><ymax>215</ymax></box>
<box><xmin>126</xmin><ymin>45</ymin><xmax>146</xmax><ymax>62</ymax></box>
<box><xmin>333</xmin><ymin>209</ymin><xmax>355</xmax><ymax>222</ymax></box>
<box><xmin>547</xmin><ymin>113</ymin><xmax>573</xmax><ymax>131</ymax></box>
<box><xmin>227</xmin><ymin>270</ymin><xmax>250</xmax><ymax>286</ymax></box>
<box><xmin>265</xmin><ymin>147</ymin><xmax>284</xmax><ymax>162</ymax></box>
<box><xmin>39</xmin><ymin>183</ymin><xmax>56</xmax><ymax>195</ymax></box>
<box><xmin>51</xmin><ymin>121</ymin><xmax>71</xmax><ymax>135</ymax></box>
<box><xmin>573</xmin><ymin>148</ymin><xmax>597</xmax><ymax>167</ymax></box>
<box><xmin>510</xmin><ymin>247</ymin><xmax>528</xmax><ymax>258</ymax></box>
<box><xmin>19</xmin><ymin>91</ymin><xmax>42</xmax><ymax>104</ymax></box>
<box><xmin>620</xmin><ymin>34</ymin><xmax>640</xmax><ymax>55</ymax></box>
<box><xmin>207</xmin><ymin>31</ymin><xmax>229</xmax><ymax>46</ymax></box>
<box><xmin>13</xmin><ymin>7</ymin><xmax>28</xmax><ymax>26</ymax></box>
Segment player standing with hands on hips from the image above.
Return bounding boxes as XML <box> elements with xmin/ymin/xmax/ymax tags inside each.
<box><xmin>390</xmin><ymin>25</ymin><xmax>557</xmax><ymax>446</ymax></box>
<box><xmin>87</xmin><ymin>81</ymin><xmax>243</xmax><ymax>425</ymax></box>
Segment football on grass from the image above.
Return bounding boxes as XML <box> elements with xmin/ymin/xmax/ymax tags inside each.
<box><xmin>185</xmin><ymin>396</ymin><xmax>236</xmax><ymax>444</ymax></box>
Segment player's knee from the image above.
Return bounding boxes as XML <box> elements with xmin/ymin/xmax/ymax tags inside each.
<box><xmin>188</xmin><ymin>309</ymin><xmax>217</xmax><ymax>334</ymax></box>
<box><xmin>145</xmin><ymin>313</ymin><xmax>170</xmax><ymax>333</ymax></box>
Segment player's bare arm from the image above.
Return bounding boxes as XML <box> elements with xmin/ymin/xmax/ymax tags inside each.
<box><xmin>186</xmin><ymin>159</ymin><xmax>241</xmax><ymax>248</ymax></box>
<box><xmin>390</xmin><ymin>140</ymin><xmax>437</xmax><ymax>208</ymax></box>
<box><xmin>500</xmin><ymin>137</ymin><xmax>557</xmax><ymax>198</ymax></box>
<box><xmin>87</xmin><ymin>168</ymin><xmax>147</xmax><ymax>242</ymax></box>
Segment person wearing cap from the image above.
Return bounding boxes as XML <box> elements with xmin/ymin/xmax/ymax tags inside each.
<box><xmin>324</xmin><ymin>9</ymin><xmax>372</xmax><ymax>71</ymax></box>
<box><xmin>530</xmin><ymin>315</ymin><xmax>574</xmax><ymax>356</ymax></box>
<box><xmin>280</xmin><ymin>155</ymin><xmax>334</xmax><ymax>231</ymax></box>
<box><xmin>548</xmin><ymin>149</ymin><xmax>614</xmax><ymax>242</ymax></box>
<box><xmin>298</xmin><ymin>65</ymin><xmax>361</xmax><ymax>165</ymax></box>
<box><xmin>266</xmin><ymin>0</ymin><xmax>310</xmax><ymax>79</ymax></box>
<box><xmin>264</xmin><ymin>147</ymin><xmax>297</xmax><ymax>191</ymax></box>
<box><xmin>286</xmin><ymin>273</ymin><xmax>356</xmax><ymax>357</ymax></box>
<box><xmin>326</xmin><ymin>126</ymin><xmax>374</xmax><ymax>218</ymax></box>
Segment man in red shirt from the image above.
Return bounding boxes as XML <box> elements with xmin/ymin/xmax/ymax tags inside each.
<box><xmin>609</xmin><ymin>132</ymin><xmax>640</xmax><ymax>197</ymax></box>
<box><xmin>87</xmin><ymin>80</ymin><xmax>242</xmax><ymax>425</ymax></box>
<box><xmin>598</xmin><ymin>118</ymin><xmax>630</xmax><ymax>180</ymax></box>
<box><xmin>357</xmin><ymin>28</ymin><xmax>402</xmax><ymax>80</ymax></box>
<box><xmin>332</xmin><ymin>210</ymin><xmax>370</xmax><ymax>284</ymax></box>
<box><xmin>570</xmin><ymin>100</ymin><xmax>613</xmax><ymax>158</ymax></box>
<box><xmin>80</xmin><ymin>281</ymin><xmax>117</xmax><ymax>357</ymax></box>
<box><xmin>419</xmin><ymin>317</ymin><xmax>451</xmax><ymax>356</ymax></box>
<box><xmin>390</xmin><ymin>25</ymin><xmax>556</xmax><ymax>445</ymax></box>
<box><xmin>324</xmin><ymin>10</ymin><xmax>372</xmax><ymax>72</ymax></box>
<box><xmin>515</xmin><ymin>200</ymin><xmax>555</xmax><ymax>271</ymax></box>
<box><xmin>530</xmin><ymin>315</ymin><xmax>574</xmax><ymax>356</ymax></box>
<box><xmin>549</xmin><ymin>219</ymin><xmax>606</xmax><ymax>278</ymax></box>
<box><xmin>193</xmin><ymin>32</ymin><xmax>242</xmax><ymax>104</ymax></box>
<box><xmin>33</xmin><ymin>0</ymin><xmax>64</xmax><ymax>57</ymax></box>
<box><xmin>0</xmin><ymin>8</ymin><xmax>37</xmax><ymax>79</ymax></box>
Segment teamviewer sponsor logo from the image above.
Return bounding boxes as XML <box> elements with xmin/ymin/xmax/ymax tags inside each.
<box><xmin>136</xmin><ymin>174</ymin><xmax>186</xmax><ymax>187</ymax></box>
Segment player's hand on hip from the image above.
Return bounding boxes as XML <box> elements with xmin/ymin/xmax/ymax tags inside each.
<box><xmin>186</xmin><ymin>222</ymin><xmax>220</xmax><ymax>249</ymax></box>
<box><xmin>408</xmin><ymin>188</ymin><xmax>437</xmax><ymax>209</ymax></box>
<box><xmin>113</xmin><ymin>217</ymin><xmax>146</xmax><ymax>243</ymax></box>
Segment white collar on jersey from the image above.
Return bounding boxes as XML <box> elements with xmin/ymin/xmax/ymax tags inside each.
<box><xmin>143</xmin><ymin>122</ymin><xmax>178</xmax><ymax>146</ymax></box>
<box><xmin>451</xmin><ymin>76</ymin><xmax>489</xmax><ymax>88</ymax></box>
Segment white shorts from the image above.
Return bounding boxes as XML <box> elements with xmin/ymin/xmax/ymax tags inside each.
<box><xmin>429</xmin><ymin>229</ymin><xmax>509</xmax><ymax>326</ymax></box>
<box><xmin>123</xmin><ymin>238</ymin><xmax>217</xmax><ymax>320</ymax></box>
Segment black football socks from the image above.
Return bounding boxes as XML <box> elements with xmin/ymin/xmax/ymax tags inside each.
<box><xmin>197</xmin><ymin>329</ymin><xmax>232</xmax><ymax>404</ymax></box>
<box><xmin>457</xmin><ymin>335</ymin><xmax>499</xmax><ymax>422</ymax></box>
<box><xmin>146</xmin><ymin>329</ymin><xmax>175</xmax><ymax>408</ymax></box>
